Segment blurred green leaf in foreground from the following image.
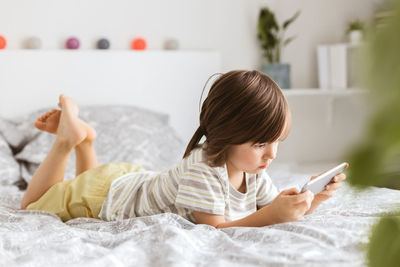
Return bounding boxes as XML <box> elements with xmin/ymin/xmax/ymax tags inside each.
<box><xmin>346</xmin><ymin>0</ymin><xmax>400</xmax><ymax>189</ymax></box>
<box><xmin>344</xmin><ymin>0</ymin><xmax>400</xmax><ymax>266</ymax></box>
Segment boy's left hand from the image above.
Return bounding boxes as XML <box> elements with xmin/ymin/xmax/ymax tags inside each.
<box><xmin>313</xmin><ymin>172</ymin><xmax>346</xmax><ymax>202</ymax></box>
<box><xmin>305</xmin><ymin>172</ymin><xmax>346</xmax><ymax>214</ymax></box>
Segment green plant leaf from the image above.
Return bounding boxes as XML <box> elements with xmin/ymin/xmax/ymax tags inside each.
<box><xmin>368</xmin><ymin>217</ymin><xmax>400</xmax><ymax>267</ymax></box>
<box><xmin>282</xmin><ymin>10</ymin><xmax>301</xmax><ymax>30</ymax></box>
<box><xmin>258</xmin><ymin>7</ymin><xmax>300</xmax><ymax>63</ymax></box>
<box><xmin>343</xmin><ymin>1</ymin><xmax>400</xmax><ymax>265</ymax></box>
<box><xmin>346</xmin><ymin>0</ymin><xmax>400</xmax><ymax>189</ymax></box>
<box><xmin>283</xmin><ymin>36</ymin><xmax>297</xmax><ymax>46</ymax></box>
<box><xmin>347</xmin><ymin>19</ymin><xmax>365</xmax><ymax>33</ymax></box>
<box><xmin>258</xmin><ymin>7</ymin><xmax>280</xmax><ymax>62</ymax></box>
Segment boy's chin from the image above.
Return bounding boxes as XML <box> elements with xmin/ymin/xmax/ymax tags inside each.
<box><xmin>247</xmin><ymin>168</ymin><xmax>265</xmax><ymax>175</ymax></box>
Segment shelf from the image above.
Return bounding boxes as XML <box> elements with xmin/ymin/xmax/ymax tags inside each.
<box><xmin>0</xmin><ymin>49</ymin><xmax>217</xmax><ymax>54</ymax></box>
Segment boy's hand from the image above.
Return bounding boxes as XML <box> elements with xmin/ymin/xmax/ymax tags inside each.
<box><xmin>305</xmin><ymin>172</ymin><xmax>347</xmax><ymax>214</ymax></box>
<box><xmin>313</xmin><ymin>172</ymin><xmax>346</xmax><ymax>202</ymax></box>
<box><xmin>268</xmin><ymin>188</ymin><xmax>314</xmax><ymax>223</ymax></box>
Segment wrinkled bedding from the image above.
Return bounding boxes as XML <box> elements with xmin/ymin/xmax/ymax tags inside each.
<box><xmin>1</xmin><ymin>107</ymin><xmax>400</xmax><ymax>266</ymax></box>
<box><xmin>1</xmin><ymin>171</ymin><xmax>399</xmax><ymax>267</ymax></box>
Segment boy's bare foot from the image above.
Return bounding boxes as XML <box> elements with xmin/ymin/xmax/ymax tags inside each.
<box><xmin>55</xmin><ymin>95</ymin><xmax>85</xmax><ymax>148</ymax></box>
<box><xmin>54</xmin><ymin>95</ymin><xmax>96</xmax><ymax>148</ymax></box>
<box><xmin>34</xmin><ymin>100</ymin><xmax>96</xmax><ymax>144</ymax></box>
<box><xmin>34</xmin><ymin>109</ymin><xmax>61</xmax><ymax>134</ymax></box>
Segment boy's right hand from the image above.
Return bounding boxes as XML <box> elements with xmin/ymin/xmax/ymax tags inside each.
<box><xmin>268</xmin><ymin>188</ymin><xmax>314</xmax><ymax>223</ymax></box>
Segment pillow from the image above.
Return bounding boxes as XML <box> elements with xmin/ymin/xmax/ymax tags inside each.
<box><xmin>0</xmin><ymin>127</ymin><xmax>20</xmax><ymax>186</ymax></box>
<box><xmin>14</xmin><ymin>105</ymin><xmax>185</xmax><ymax>183</ymax></box>
<box><xmin>0</xmin><ymin>110</ymin><xmax>48</xmax><ymax>153</ymax></box>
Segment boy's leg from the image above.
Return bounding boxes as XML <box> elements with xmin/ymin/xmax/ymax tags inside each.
<box><xmin>20</xmin><ymin>139</ymin><xmax>73</xmax><ymax>209</ymax></box>
<box><xmin>21</xmin><ymin>95</ymin><xmax>87</xmax><ymax>209</ymax></box>
<box><xmin>33</xmin><ymin>104</ymin><xmax>99</xmax><ymax>176</ymax></box>
<box><xmin>75</xmin><ymin>140</ymin><xmax>99</xmax><ymax>176</ymax></box>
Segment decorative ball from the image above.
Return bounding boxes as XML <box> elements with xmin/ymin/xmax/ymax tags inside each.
<box><xmin>0</xmin><ymin>35</ymin><xmax>7</xmax><ymax>49</ymax></box>
<box><xmin>97</xmin><ymin>38</ymin><xmax>110</xmax><ymax>49</ymax></box>
<box><xmin>66</xmin><ymin>37</ymin><xmax>80</xmax><ymax>49</ymax></box>
<box><xmin>26</xmin><ymin>37</ymin><xmax>42</xmax><ymax>49</ymax></box>
<box><xmin>164</xmin><ymin>39</ymin><xmax>179</xmax><ymax>50</ymax></box>
<box><xmin>131</xmin><ymin>38</ymin><xmax>147</xmax><ymax>50</ymax></box>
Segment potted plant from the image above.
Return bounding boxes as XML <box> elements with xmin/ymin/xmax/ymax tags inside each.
<box><xmin>347</xmin><ymin>19</ymin><xmax>364</xmax><ymax>45</ymax></box>
<box><xmin>257</xmin><ymin>7</ymin><xmax>300</xmax><ymax>89</ymax></box>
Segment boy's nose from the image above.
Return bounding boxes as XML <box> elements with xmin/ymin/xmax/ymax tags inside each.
<box><xmin>263</xmin><ymin>149</ymin><xmax>276</xmax><ymax>160</ymax></box>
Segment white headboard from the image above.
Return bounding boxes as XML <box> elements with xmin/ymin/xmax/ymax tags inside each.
<box><xmin>0</xmin><ymin>50</ymin><xmax>221</xmax><ymax>143</ymax></box>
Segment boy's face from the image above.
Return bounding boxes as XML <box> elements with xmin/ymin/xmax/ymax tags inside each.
<box><xmin>226</xmin><ymin>141</ymin><xmax>279</xmax><ymax>174</ymax></box>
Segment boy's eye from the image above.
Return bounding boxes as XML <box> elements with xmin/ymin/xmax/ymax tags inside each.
<box><xmin>254</xmin><ymin>144</ymin><xmax>266</xmax><ymax>148</ymax></box>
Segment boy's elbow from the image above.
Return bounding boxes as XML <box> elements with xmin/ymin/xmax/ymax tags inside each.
<box><xmin>192</xmin><ymin>210</ymin><xmax>226</xmax><ymax>228</ymax></box>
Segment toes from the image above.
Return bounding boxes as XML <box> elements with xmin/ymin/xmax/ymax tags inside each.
<box><xmin>38</xmin><ymin>111</ymin><xmax>52</xmax><ymax>121</ymax></box>
<box><xmin>58</xmin><ymin>94</ymin><xmax>65</xmax><ymax>107</ymax></box>
<box><xmin>38</xmin><ymin>109</ymin><xmax>60</xmax><ymax>120</ymax></box>
<box><xmin>38</xmin><ymin>114</ymin><xmax>47</xmax><ymax>122</ymax></box>
<box><xmin>34</xmin><ymin>120</ymin><xmax>46</xmax><ymax>130</ymax></box>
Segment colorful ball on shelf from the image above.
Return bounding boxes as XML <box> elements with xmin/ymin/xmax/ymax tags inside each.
<box><xmin>66</xmin><ymin>37</ymin><xmax>80</xmax><ymax>49</ymax></box>
<box><xmin>131</xmin><ymin>38</ymin><xmax>147</xmax><ymax>50</ymax></box>
<box><xmin>26</xmin><ymin>37</ymin><xmax>42</xmax><ymax>49</ymax></box>
<box><xmin>0</xmin><ymin>35</ymin><xmax>7</xmax><ymax>49</ymax></box>
<box><xmin>164</xmin><ymin>38</ymin><xmax>179</xmax><ymax>50</ymax></box>
<box><xmin>97</xmin><ymin>38</ymin><xmax>110</xmax><ymax>49</ymax></box>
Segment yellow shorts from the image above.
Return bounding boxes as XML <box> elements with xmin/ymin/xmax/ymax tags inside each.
<box><xmin>26</xmin><ymin>162</ymin><xmax>144</xmax><ymax>222</ymax></box>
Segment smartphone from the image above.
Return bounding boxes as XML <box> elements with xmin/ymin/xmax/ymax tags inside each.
<box><xmin>300</xmin><ymin>162</ymin><xmax>349</xmax><ymax>194</ymax></box>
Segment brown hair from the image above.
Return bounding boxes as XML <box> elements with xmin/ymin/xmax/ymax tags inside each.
<box><xmin>183</xmin><ymin>70</ymin><xmax>291</xmax><ymax>166</ymax></box>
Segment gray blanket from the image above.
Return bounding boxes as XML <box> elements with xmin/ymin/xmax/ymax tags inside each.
<box><xmin>1</xmin><ymin>107</ymin><xmax>399</xmax><ymax>266</ymax></box>
<box><xmin>1</xmin><ymin>176</ymin><xmax>399</xmax><ymax>267</ymax></box>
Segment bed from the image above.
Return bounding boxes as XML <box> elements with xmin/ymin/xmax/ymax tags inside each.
<box><xmin>0</xmin><ymin>51</ymin><xmax>399</xmax><ymax>266</ymax></box>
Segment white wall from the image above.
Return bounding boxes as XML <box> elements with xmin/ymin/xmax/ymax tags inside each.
<box><xmin>0</xmin><ymin>0</ymin><xmax>382</xmax><ymax>88</ymax></box>
<box><xmin>277</xmin><ymin>90</ymin><xmax>370</xmax><ymax>165</ymax></box>
<box><xmin>0</xmin><ymin>0</ymin><xmax>378</xmax><ymax>164</ymax></box>
<box><xmin>263</xmin><ymin>0</ymin><xmax>382</xmax><ymax>88</ymax></box>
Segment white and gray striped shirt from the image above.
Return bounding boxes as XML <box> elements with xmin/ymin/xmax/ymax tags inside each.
<box><xmin>99</xmin><ymin>146</ymin><xmax>279</xmax><ymax>223</ymax></box>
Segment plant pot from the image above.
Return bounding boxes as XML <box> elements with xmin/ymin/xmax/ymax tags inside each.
<box><xmin>261</xmin><ymin>63</ymin><xmax>291</xmax><ymax>89</ymax></box>
<box><xmin>348</xmin><ymin>30</ymin><xmax>363</xmax><ymax>45</ymax></box>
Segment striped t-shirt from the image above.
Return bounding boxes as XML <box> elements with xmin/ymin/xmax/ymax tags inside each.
<box><xmin>99</xmin><ymin>146</ymin><xmax>279</xmax><ymax>223</ymax></box>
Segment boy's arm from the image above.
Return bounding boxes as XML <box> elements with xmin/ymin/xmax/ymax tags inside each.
<box><xmin>193</xmin><ymin>188</ymin><xmax>313</xmax><ymax>228</ymax></box>
<box><xmin>193</xmin><ymin>204</ymin><xmax>280</xmax><ymax>228</ymax></box>
<box><xmin>220</xmin><ymin>204</ymin><xmax>282</xmax><ymax>228</ymax></box>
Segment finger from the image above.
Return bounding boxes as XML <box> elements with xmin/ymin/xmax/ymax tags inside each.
<box><xmin>292</xmin><ymin>190</ymin><xmax>314</xmax><ymax>204</ymax></box>
<box><xmin>325</xmin><ymin>182</ymin><xmax>342</xmax><ymax>191</ymax></box>
<box><xmin>333</xmin><ymin>173</ymin><xmax>346</xmax><ymax>182</ymax></box>
<box><xmin>327</xmin><ymin>174</ymin><xmax>345</xmax><ymax>184</ymax></box>
<box><xmin>280</xmin><ymin>187</ymin><xmax>299</xmax><ymax>196</ymax></box>
<box><xmin>318</xmin><ymin>190</ymin><xmax>335</xmax><ymax>198</ymax></box>
<box><xmin>294</xmin><ymin>197</ymin><xmax>313</xmax><ymax>211</ymax></box>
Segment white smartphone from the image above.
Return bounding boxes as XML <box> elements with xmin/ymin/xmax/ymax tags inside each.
<box><xmin>300</xmin><ymin>162</ymin><xmax>349</xmax><ymax>194</ymax></box>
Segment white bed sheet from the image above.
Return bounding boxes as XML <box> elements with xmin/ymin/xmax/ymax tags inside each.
<box><xmin>1</xmin><ymin>167</ymin><xmax>399</xmax><ymax>267</ymax></box>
